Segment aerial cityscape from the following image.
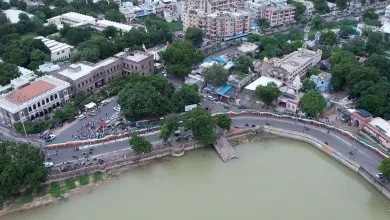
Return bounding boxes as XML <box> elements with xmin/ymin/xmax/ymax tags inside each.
<box><xmin>0</xmin><ymin>0</ymin><xmax>390</xmax><ymax>218</ymax></box>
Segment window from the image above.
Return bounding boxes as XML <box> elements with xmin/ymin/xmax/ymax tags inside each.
<box><xmin>82</xmin><ymin>82</ymin><xmax>84</xmax><ymax>86</ymax></box>
<box><xmin>37</xmin><ymin>102</ymin><xmax>41</xmax><ymax>107</ymax></box>
<box><xmin>142</xmin><ymin>65</ymin><xmax>144</xmax><ymax>69</ymax></box>
<box><xmin>50</xmin><ymin>95</ymin><xmax>53</xmax><ymax>101</ymax></box>
<box><xmin>33</xmin><ymin>104</ymin><xmax>36</xmax><ymax>109</ymax></box>
<box><xmin>28</xmin><ymin>107</ymin><xmax>32</xmax><ymax>112</ymax></box>
<box><xmin>57</xmin><ymin>52</ymin><xmax>60</xmax><ymax>55</ymax></box>
<box><xmin>78</xmin><ymin>84</ymin><xmax>80</xmax><ymax>88</ymax></box>
<box><xmin>42</xmin><ymin>100</ymin><xmax>45</xmax><ymax>105</ymax></box>
<box><xmin>62</xmin><ymin>50</ymin><xmax>64</xmax><ymax>53</ymax></box>
<box><xmin>64</xmin><ymin>90</ymin><xmax>68</xmax><ymax>95</ymax></box>
<box><xmin>54</xmin><ymin>94</ymin><xmax>58</xmax><ymax>99</ymax></box>
<box><xmin>89</xmin><ymin>79</ymin><xmax>91</xmax><ymax>82</ymax></box>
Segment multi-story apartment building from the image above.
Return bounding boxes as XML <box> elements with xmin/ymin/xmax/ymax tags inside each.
<box><xmin>244</xmin><ymin>0</ymin><xmax>268</xmax><ymax>20</ymax></box>
<box><xmin>261</xmin><ymin>3</ymin><xmax>295</xmax><ymax>26</ymax></box>
<box><xmin>262</xmin><ymin>48</ymin><xmax>322</xmax><ymax>87</ymax></box>
<box><xmin>198</xmin><ymin>0</ymin><xmax>245</xmax><ymax>13</ymax></box>
<box><xmin>53</xmin><ymin>51</ymin><xmax>155</xmax><ymax>95</ymax></box>
<box><xmin>0</xmin><ymin>75</ymin><xmax>71</xmax><ymax>127</ymax></box>
<box><xmin>295</xmin><ymin>0</ymin><xmax>314</xmax><ymax>17</ymax></box>
<box><xmin>183</xmin><ymin>8</ymin><xmax>250</xmax><ymax>38</ymax></box>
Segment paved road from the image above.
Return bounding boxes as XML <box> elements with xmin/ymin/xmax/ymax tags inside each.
<box><xmin>53</xmin><ymin>97</ymin><xmax>119</xmax><ymax>143</ymax></box>
<box><xmin>45</xmin><ymin>116</ymin><xmax>383</xmax><ymax>176</ymax></box>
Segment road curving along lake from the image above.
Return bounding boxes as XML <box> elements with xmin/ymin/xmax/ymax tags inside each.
<box><xmin>4</xmin><ymin>138</ymin><xmax>390</xmax><ymax>220</ymax></box>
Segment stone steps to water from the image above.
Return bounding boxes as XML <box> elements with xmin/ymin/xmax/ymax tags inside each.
<box><xmin>214</xmin><ymin>136</ymin><xmax>238</xmax><ymax>162</ymax></box>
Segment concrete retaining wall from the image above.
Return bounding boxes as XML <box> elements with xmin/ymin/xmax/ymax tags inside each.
<box><xmin>357</xmin><ymin>167</ymin><xmax>390</xmax><ymax>200</ymax></box>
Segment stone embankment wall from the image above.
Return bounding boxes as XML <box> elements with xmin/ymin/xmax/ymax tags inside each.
<box><xmin>264</xmin><ymin>126</ymin><xmax>390</xmax><ymax>201</ymax></box>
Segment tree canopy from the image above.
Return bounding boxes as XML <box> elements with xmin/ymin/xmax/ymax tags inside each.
<box><xmin>362</xmin><ymin>8</ymin><xmax>381</xmax><ymax>27</ymax></box>
<box><xmin>0</xmin><ymin>142</ymin><xmax>47</xmax><ymax>197</ymax></box>
<box><xmin>379</xmin><ymin>158</ymin><xmax>390</xmax><ymax>178</ymax></box>
<box><xmin>302</xmin><ymin>78</ymin><xmax>316</xmax><ymax>92</ymax></box>
<box><xmin>159</xmin><ymin>114</ymin><xmax>180</xmax><ymax>141</ymax></box>
<box><xmin>319</xmin><ymin>30</ymin><xmax>337</xmax><ymax>45</ymax></box>
<box><xmin>216</xmin><ymin>114</ymin><xmax>232</xmax><ymax>131</ymax></box>
<box><xmin>234</xmin><ymin>55</ymin><xmax>254</xmax><ymax>74</ymax></box>
<box><xmin>299</xmin><ymin>91</ymin><xmax>326</xmax><ymax>117</ymax></box>
<box><xmin>255</xmin><ymin>82</ymin><xmax>282</xmax><ymax>105</ymax></box>
<box><xmin>0</xmin><ymin>62</ymin><xmax>20</xmax><ymax>86</ymax></box>
<box><xmin>171</xmin><ymin>84</ymin><xmax>201</xmax><ymax>112</ymax></box>
<box><xmin>129</xmin><ymin>134</ymin><xmax>152</xmax><ymax>154</ymax></box>
<box><xmin>183</xmin><ymin>107</ymin><xmax>217</xmax><ymax>146</ymax></box>
<box><xmin>159</xmin><ymin>41</ymin><xmax>205</xmax><ymax>76</ymax></box>
<box><xmin>185</xmin><ymin>27</ymin><xmax>203</xmax><ymax>47</ymax></box>
<box><xmin>203</xmin><ymin>63</ymin><xmax>230</xmax><ymax>86</ymax></box>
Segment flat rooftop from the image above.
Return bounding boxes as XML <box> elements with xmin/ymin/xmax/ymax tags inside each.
<box><xmin>57</xmin><ymin>57</ymin><xmax>118</xmax><ymax>81</ymax></box>
<box><xmin>4</xmin><ymin>9</ymin><xmax>34</xmax><ymax>23</ymax></box>
<box><xmin>126</xmin><ymin>53</ymin><xmax>149</xmax><ymax>62</ymax></box>
<box><xmin>369</xmin><ymin>117</ymin><xmax>390</xmax><ymax>138</ymax></box>
<box><xmin>7</xmin><ymin>81</ymin><xmax>55</xmax><ymax>103</ymax></box>
<box><xmin>245</xmin><ymin>76</ymin><xmax>283</xmax><ymax>91</ymax></box>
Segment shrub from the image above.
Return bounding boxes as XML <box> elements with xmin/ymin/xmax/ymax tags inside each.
<box><xmin>50</xmin><ymin>183</ymin><xmax>62</xmax><ymax>198</ymax></box>
<box><xmin>36</xmin><ymin>186</ymin><xmax>47</xmax><ymax>197</ymax></box>
<box><xmin>78</xmin><ymin>175</ymin><xmax>90</xmax><ymax>186</ymax></box>
<box><xmin>93</xmin><ymin>172</ymin><xmax>103</xmax><ymax>183</ymax></box>
<box><xmin>20</xmin><ymin>189</ymin><xmax>33</xmax><ymax>204</ymax></box>
<box><xmin>65</xmin><ymin>178</ymin><xmax>76</xmax><ymax>190</ymax></box>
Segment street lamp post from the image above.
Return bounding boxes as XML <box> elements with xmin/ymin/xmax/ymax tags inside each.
<box><xmin>16</xmin><ymin>94</ymin><xmax>28</xmax><ymax>140</ymax></box>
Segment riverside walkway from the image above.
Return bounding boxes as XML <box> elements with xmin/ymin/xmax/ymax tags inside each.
<box><xmin>214</xmin><ymin>136</ymin><xmax>238</xmax><ymax>162</ymax></box>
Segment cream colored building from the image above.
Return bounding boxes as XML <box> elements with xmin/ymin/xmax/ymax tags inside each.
<box><xmin>183</xmin><ymin>8</ymin><xmax>250</xmax><ymax>38</ymax></box>
<box><xmin>262</xmin><ymin>48</ymin><xmax>322</xmax><ymax>87</ymax></box>
<box><xmin>198</xmin><ymin>0</ymin><xmax>245</xmax><ymax>13</ymax></box>
<box><xmin>261</xmin><ymin>3</ymin><xmax>295</xmax><ymax>26</ymax></box>
<box><xmin>34</xmin><ymin>36</ymin><xmax>75</xmax><ymax>61</ymax></box>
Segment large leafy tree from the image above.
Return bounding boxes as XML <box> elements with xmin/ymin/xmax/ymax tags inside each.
<box><xmin>183</xmin><ymin>107</ymin><xmax>217</xmax><ymax>146</ymax></box>
<box><xmin>379</xmin><ymin>158</ymin><xmax>390</xmax><ymax>178</ymax></box>
<box><xmin>343</xmin><ymin>38</ymin><xmax>366</xmax><ymax>56</ymax></box>
<box><xmin>203</xmin><ymin>64</ymin><xmax>230</xmax><ymax>86</ymax></box>
<box><xmin>256</xmin><ymin>18</ymin><xmax>270</xmax><ymax>30</ymax></box>
<box><xmin>234</xmin><ymin>55</ymin><xmax>253</xmax><ymax>74</ymax></box>
<box><xmin>0</xmin><ymin>142</ymin><xmax>47</xmax><ymax>197</ymax></box>
<box><xmin>299</xmin><ymin>91</ymin><xmax>326</xmax><ymax>117</ymax></box>
<box><xmin>255</xmin><ymin>82</ymin><xmax>282</xmax><ymax>105</ymax></box>
<box><xmin>0</xmin><ymin>62</ymin><xmax>20</xmax><ymax>86</ymax></box>
<box><xmin>159</xmin><ymin>114</ymin><xmax>180</xmax><ymax>141</ymax></box>
<box><xmin>364</xmin><ymin>54</ymin><xmax>390</xmax><ymax>79</ymax></box>
<box><xmin>185</xmin><ymin>27</ymin><xmax>203</xmax><ymax>47</ymax></box>
<box><xmin>54</xmin><ymin>103</ymin><xmax>76</xmax><ymax>122</ymax></box>
<box><xmin>28</xmin><ymin>49</ymin><xmax>50</xmax><ymax>70</ymax></box>
<box><xmin>216</xmin><ymin>114</ymin><xmax>232</xmax><ymax>131</ymax></box>
<box><xmin>366</xmin><ymin>31</ymin><xmax>385</xmax><ymax>55</ymax></box>
<box><xmin>2</xmin><ymin>40</ymin><xmax>28</xmax><ymax>66</ymax></box>
<box><xmin>159</xmin><ymin>41</ymin><xmax>205</xmax><ymax>76</ymax></box>
<box><xmin>118</xmin><ymin>82</ymin><xmax>172</xmax><ymax>120</ymax></box>
<box><xmin>60</xmin><ymin>26</ymin><xmax>91</xmax><ymax>46</ymax></box>
<box><xmin>129</xmin><ymin>134</ymin><xmax>152</xmax><ymax>154</ymax></box>
<box><xmin>302</xmin><ymin>78</ymin><xmax>316</xmax><ymax>92</ymax></box>
<box><xmin>319</xmin><ymin>31</ymin><xmax>337</xmax><ymax>45</ymax></box>
<box><xmin>362</xmin><ymin>8</ymin><xmax>381</xmax><ymax>27</ymax></box>
<box><xmin>73</xmin><ymin>91</ymin><xmax>90</xmax><ymax>107</ymax></box>
<box><xmin>312</xmin><ymin>15</ymin><xmax>325</xmax><ymax>29</ymax></box>
<box><xmin>289</xmin><ymin>0</ymin><xmax>306</xmax><ymax>23</ymax></box>
<box><xmin>102</xmin><ymin>26</ymin><xmax>118</xmax><ymax>38</ymax></box>
<box><xmin>105</xmin><ymin>9</ymin><xmax>125</xmax><ymax>22</ymax></box>
<box><xmin>171</xmin><ymin>84</ymin><xmax>201</xmax><ymax>112</ymax></box>
<box><xmin>37</xmin><ymin>23</ymin><xmax>58</xmax><ymax>37</ymax></box>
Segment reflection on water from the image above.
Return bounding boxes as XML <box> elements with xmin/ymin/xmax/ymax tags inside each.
<box><xmin>4</xmin><ymin>138</ymin><xmax>390</xmax><ymax>220</ymax></box>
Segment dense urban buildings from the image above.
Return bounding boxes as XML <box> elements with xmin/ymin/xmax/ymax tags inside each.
<box><xmin>0</xmin><ymin>76</ymin><xmax>71</xmax><ymax>127</ymax></box>
<box><xmin>198</xmin><ymin>0</ymin><xmax>245</xmax><ymax>13</ymax></box>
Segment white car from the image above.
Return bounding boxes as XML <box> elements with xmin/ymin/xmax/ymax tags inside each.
<box><xmin>114</xmin><ymin>106</ymin><xmax>121</xmax><ymax>112</ymax></box>
<box><xmin>101</xmin><ymin>100</ymin><xmax>109</xmax><ymax>105</ymax></box>
<box><xmin>78</xmin><ymin>114</ymin><xmax>86</xmax><ymax>120</ymax></box>
<box><xmin>375</xmin><ymin>173</ymin><xmax>384</xmax><ymax>179</ymax></box>
<box><xmin>44</xmin><ymin>162</ymin><xmax>53</xmax><ymax>168</ymax></box>
<box><xmin>47</xmin><ymin>134</ymin><xmax>56</xmax><ymax>141</ymax></box>
<box><xmin>207</xmin><ymin>95</ymin><xmax>215</xmax><ymax>101</ymax></box>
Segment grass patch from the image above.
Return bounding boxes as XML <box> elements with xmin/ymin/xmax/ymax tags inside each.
<box><xmin>93</xmin><ymin>171</ymin><xmax>103</xmax><ymax>183</ymax></box>
<box><xmin>36</xmin><ymin>186</ymin><xmax>47</xmax><ymax>197</ymax></box>
<box><xmin>21</xmin><ymin>31</ymin><xmax>37</xmax><ymax>40</ymax></box>
<box><xmin>20</xmin><ymin>189</ymin><xmax>33</xmax><ymax>204</ymax></box>
<box><xmin>91</xmin><ymin>33</ymin><xmax>106</xmax><ymax>41</ymax></box>
<box><xmin>78</xmin><ymin>175</ymin><xmax>90</xmax><ymax>186</ymax></box>
<box><xmin>50</xmin><ymin>183</ymin><xmax>62</xmax><ymax>198</ymax></box>
<box><xmin>65</xmin><ymin>178</ymin><xmax>77</xmax><ymax>190</ymax></box>
<box><xmin>168</xmin><ymin>21</ymin><xmax>183</xmax><ymax>31</ymax></box>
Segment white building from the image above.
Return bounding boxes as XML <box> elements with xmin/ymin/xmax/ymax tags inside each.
<box><xmin>262</xmin><ymin>48</ymin><xmax>322</xmax><ymax>88</ymax></box>
<box><xmin>0</xmin><ymin>75</ymin><xmax>71</xmax><ymax>127</ymax></box>
<box><xmin>3</xmin><ymin>9</ymin><xmax>34</xmax><ymax>23</ymax></box>
<box><xmin>0</xmin><ymin>67</ymin><xmax>37</xmax><ymax>94</ymax></box>
<box><xmin>295</xmin><ymin>0</ymin><xmax>314</xmax><ymax>17</ymax></box>
<box><xmin>38</xmin><ymin>62</ymin><xmax>61</xmax><ymax>73</ymax></box>
<box><xmin>34</xmin><ymin>36</ymin><xmax>75</xmax><ymax>61</ymax></box>
<box><xmin>46</xmin><ymin>12</ymin><xmax>133</xmax><ymax>33</ymax></box>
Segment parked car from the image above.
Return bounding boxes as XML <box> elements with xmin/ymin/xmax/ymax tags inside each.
<box><xmin>46</xmin><ymin>134</ymin><xmax>56</xmax><ymax>141</ymax></box>
<box><xmin>207</xmin><ymin>95</ymin><xmax>215</xmax><ymax>101</ymax></box>
<box><xmin>89</xmin><ymin>112</ymin><xmax>96</xmax><ymax>116</ymax></box>
<box><xmin>44</xmin><ymin>162</ymin><xmax>54</xmax><ymax>168</ymax></box>
<box><xmin>101</xmin><ymin>100</ymin><xmax>109</xmax><ymax>105</ymax></box>
<box><xmin>113</xmin><ymin>106</ymin><xmax>121</xmax><ymax>112</ymax></box>
<box><xmin>78</xmin><ymin>114</ymin><xmax>86</xmax><ymax>120</ymax></box>
<box><xmin>375</xmin><ymin>173</ymin><xmax>384</xmax><ymax>179</ymax></box>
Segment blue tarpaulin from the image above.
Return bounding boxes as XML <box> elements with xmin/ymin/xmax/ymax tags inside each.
<box><xmin>218</xmin><ymin>85</ymin><xmax>232</xmax><ymax>95</ymax></box>
<box><xmin>223</xmin><ymin>33</ymin><xmax>249</xmax><ymax>41</ymax></box>
<box><xmin>135</xmin><ymin>12</ymin><xmax>149</xmax><ymax>17</ymax></box>
<box><xmin>204</xmin><ymin>58</ymin><xmax>213</xmax><ymax>63</ymax></box>
<box><xmin>215</xmin><ymin>56</ymin><xmax>227</xmax><ymax>64</ymax></box>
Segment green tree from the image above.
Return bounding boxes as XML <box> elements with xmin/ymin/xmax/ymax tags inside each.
<box><xmin>183</xmin><ymin>107</ymin><xmax>217</xmax><ymax>146</ymax></box>
<box><xmin>0</xmin><ymin>62</ymin><xmax>20</xmax><ymax>86</ymax></box>
<box><xmin>343</xmin><ymin>38</ymin><xmax>366</xmax><ymax>56</ymax></box>
<box><xmin>60</xmin><ymin>26</ymin><xmax>91</xmax><ymax>46</ymax></box>
<box><xmin>312</xmin><ymin>15</ymin><xmax>325</xmax><ymax>29</ymax></box>
<box><xmin>95</xmin><ymin>39</ymin><xmax>118</xmax><ymax>59</ymax></box>
<box><xmin>71</xmin><ymin>47</ymin><xmax>100</xmax><ymax>63</ymax></box>
<box><xmin>171</xmin><ymin>84</ymin><xmax>201</xmax><ymax>112</ymax></box>
<box><xmin>302</xmin><ymin>78</ymin><xmax>316</xmax><ymax>92</ymax></box>
<box><xmin>2</xmin><ymin>40</ymin><xmax>28</xmax><ymax>66</ymax></box>
<box><xmin>256</xmin><ymin>18</ymin><xmax>270</xmax><ymax>30</ymax></box>
<box><xmin>102</xmin><ymin>25</ymin><xmax>117</xmax><ymax>39</ymax></box>
<box><xmin>255</xmin><ymin>82</ymin><xmax>282</xmax><ymax>105</ymax></box>
<box><xmin>364</xmin><ymin>54</ymin><xmax>390</xmax><ymax>79</ymax></box>
<box><xmin>73</xmin><ymin>91</ymin><xmax>89</xmax><ymax>107</ymax></box>
<box><xmin>287</xmin><ymin>28</ymin><xmax>304</xmax><ymax>41</ymax></box>
<box><xmin>363</xmin><ymin>8</ymin><xmax>381</xmax><ymax>26</ymax></box>
<box><xmin>105</xmin><ymin>9</ymin><xmax>125</xmax><ymax>22</ymax></box>
<box><xmin>299</xmin><ymin>91</ymin><xmax>326</xmax><ymax>116</ymax></box>
<box><xmin>184</xmin><ymin>27</ymin><xmax>203</xmax><ymax>47</ymax></box>
<box><xmin>366</xmin><ymin>31</ymin><xmax>385</xmax><ymax>55</ymax></box>
<box><xmin>314</xmin><ymin>0</ymin><xmax>330</xmax><ymax>14</ymax></box>
<box><xmin>290</xmin><ymin>1</ymin><xmax>306</xmax><ymax>23</ymax></box>
<box><xmin>340</xmin><ymin>25</ymin><xmax>354</xmax><ymax>38</ymax></box>
<box><xmin>336</xmin><ymin>0</ymin><xmax>347</xmax><ymax>10</ymax></box>
<box><xmin>36</xmin><ymin>23</ymin><xmax>58</xmax><ymax>36</ymax></box>
<box><xmin>118</xmin><ymin>82</ymin><xmax>172</xmax><ymax>120</ymax></box>
<box><xmin>159</xmin><ymin>41</ymin><xmax>205</xmax><ymax>76</ymax></box>
<box><xmin>378</xmin><ymin>158</ymin><xmax>390</xmax><ymax>178</ymax></box>
<box><xmin>346</xmin><ymin>66</ymin><xmax>380</xmax><ymax>89</ymax></box>
<box><xmin>203</xmin><ymin>63</ymin><xmax>230</xmax><ymax>86</ymax></box>
<box><xmin>159</xmin><ymin>114</ymin><xmax>180</xmax><ymax>140</ymax></box>
<box><xmin>234</xmin><ymin>55</ymin><xmax>253</xmax><ymax>74</ymax></box>
<box><xmin>320</xmin><ymin>31</ymin><xmax>337</xmax><ymax>45</ymax></box>
<box><xmin>28</xmin><ymin>49</ymin><xmax>50</xmax><ymax>70</ymax></box>
<box><xmin>129</xmin><ymin>134</ymin><xmax>152</xmax><ymax>154</ymax></box>
<box><xmin>216</xmin><ymin>114</ymin><xmax>232</xmax><ymax>131</ymax></box>
<box><xmin>0</xmin><ymin>142</ymin><xmax>47</xmax><ymax>197</ymax></box>
<box><xmin>306</xmin><ymin>67</ymin><xmax>320</xmax><ymax>77</ymax></box>
<box><xmin>54</xmin><ymin>103</ymin><xmax>76</xmax><ymax>122</ymax></box>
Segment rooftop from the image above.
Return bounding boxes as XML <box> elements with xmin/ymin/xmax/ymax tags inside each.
<box><xmin>34</xmin><ymin>36</ymin><xmax>74</xmax><ymax>53</ymax></box>
<box><xmin>270</xmin><ymin>49</ymin><xmax>320</xmax><ymax>73</ymax></box>
<box><xmin>7</xmin><ymin>81</ymin><xmax>55</xmax><ymax>104</ymax></box>
<box><xmin>237</xmin><ymin>42</ymin><xmax>259</xmax><ymax>53</ymax></box>
<box><xmin>3</xmin><ymin>9</ymin><xmax>34</xmax><ymax>23</ymax></box>
<box><xmin>369</xmin><ymin>117</ymin><xmax>390</xmax><ymax>138</ymax></box>
<box><xmin>126</xmin><ymin>53</ymin><xmax>149</xmax><ymax>62</ymax></box>
<box><xmin>57</xmin><ymin>57</ymin><xmax>118</xmax><ymax>81</ymax></box>
<box><xmin>245</xmin><ymin>76</ymin><xmax>283</xmax><ymax>91</ymax></box>
<box><xmin>310</xmin><ymin>72</ymin><xmax>331</xmax><ymax>81</ymax></box>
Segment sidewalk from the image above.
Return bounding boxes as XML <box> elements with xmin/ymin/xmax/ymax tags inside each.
<box><xmin>51</xmin><ymin>120</ymin><xmax>78</xmax><ymax>136</ymax></box>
